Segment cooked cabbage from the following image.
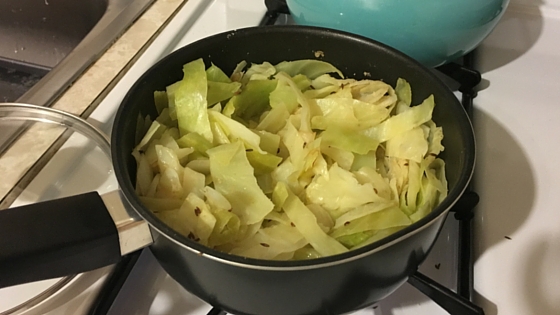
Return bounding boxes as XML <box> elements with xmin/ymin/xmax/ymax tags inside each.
<box><xmin>133</xmin><ymin>58</ymin><xmax>448</xmax><ymax>260</ymax></box>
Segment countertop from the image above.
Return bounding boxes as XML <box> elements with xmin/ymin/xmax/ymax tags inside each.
<box><xmin>0</xmin><ymin>0</ymin><xmax>187</xmax><ymax>208</ymax></box>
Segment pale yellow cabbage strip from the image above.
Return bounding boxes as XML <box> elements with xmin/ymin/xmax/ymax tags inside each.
<box><xmin>278</xmin><ymin>182</ymin><xmax>348</xmax><ymax>256</ymax></box>
<box><xmin>207</xmin><ymin>141</ymin><xmax>274</xmax><ymax>225</ymax></box>
<box><xmin>361</xmin><ymin>95</ymin><xmax>435</xmax><ymax>142</ymax></box>
<box><xmin>175</xmin><ymin>58</ymin><xmax>213</xmax><ymax>142</ymax></box>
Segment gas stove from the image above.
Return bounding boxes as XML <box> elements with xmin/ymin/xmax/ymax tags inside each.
<box><xmin>3</xmin><ymin>0</ymin><xmax>560</xmax><ymax>314</ymax></box>
<box><xmin>100</xmin><ymin>1</ymin><xmax>482</xmax><ymax>314</ymax></box>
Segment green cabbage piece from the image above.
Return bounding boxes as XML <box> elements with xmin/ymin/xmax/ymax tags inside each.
<box><xmin>175</xmin><ymin>58</ymin><xmax>213</xmax><ymax>142</ymax></box>
<box><xmin>207</xmin><ymin>141</ymin><xmax>274</xmax><ymax>225</ymax></box>
<box><xmin>242</xmin><ymin>61</ymin><xmax>276</xmax><ymax>84</ymax></box>
<box><xmin>166</xmin><ymin>81</ymin><xmax>181</xmax><ymax>120</ymax></box>
<box><xmin>208</xmin><ymin>110</ymin><xmax>262</xmax><ymax>151</ymax></box>
<box><xmin>330</xmin><ymin>206</ymin><xmax>411</xmax><ymax>239</ymax></box>
<box><xmin>226</xmin><ymin>79</ymin><xmax>277</xmax><ymax>120</ymax></box>
<box><xmin>177</xmin><ymin>132</ymin><xmax>213</xmax><ymax>156</ymax></box>
<box><xmin>320</xmin><ymin>125</ymin><xmax>378</xmax><ymax>155</ymax></box>
<box><xmin>206</xmin><ymin>63</ymin><xmax>232</xmax><ymax>83</ymax></box>
<box><xmin>135</xmin><ymin>153</ymin><xmax>153</xmax><ymax>196</ymax></box>
<box><xmin>278</xmin><ymin>182</ymin><xmax>348</xmax><ymax>256</ymax></box>
<box><xmin>178</xmin><ymin>193</ymin><xmax>216</xmax><ymax>245</ymax></box>
<box><xmin>306</xmin><ymin>163</ymin><xmax>377</xmax><ymax>213</ymax></box>
<box><xmin>395</xmin><ymin>78</ymin><xmax>412</xmax><ymax>106</ymax></box>
<box><xmin>139</xmin><ymin>196</ymin><xmax>183</xmax><ymax>213</ymax></box>
<box><xmin>255</xmin><ymin>130</ymin><xmax>281</xmax><ymax>155</ymax></box>
<box><xmin>336</xmin><ymin>231</ymin><xmax>376</xmax><ymax>248</ymax></box>
<box><xmin>348</xmin><ymin>80</ymin><xmax>392</xmax><ymax>103</ymax></box>
<box><xmin>154</xmin><ymin>90</ymin><xmax>168</xmax><ymax>114</ymax></box>
<box><xmin>207</xmin><ymin>81</ymin><xmax>241</xmax><ymax>107</ymax></box>
<box><xmin>269</xmin><ymin>81</ymin><xmax>299</xmax><ymax>113</ymax></box>
<box><xmin>426</xmin><ymin>120</ymin><xmax>445</xmax><ymax>155</ymax></box>
<box><xmin>348</xmin><ymin>226</ymin><xmax>404</xmax><ymax>249</ymax></box>
<box><xmin>409</xmin><ymin>157</ymin><xmax>448</xmax><ymax>222</ymax></box>
<box><xmin>256</xmin><ymin>106</ymin><xmax>290</xmax><ymax>133</ymax></box>
<box><xmin>361</xmin><ymin>95</ymin><xmax>435</xmax><ymax>142</ymax></box>
<box><xmin>385</xmin><ymin>127</ymin><xmax>428</xmax><ymax>163</ymax></box>
<box><xmin>229</xmin><ymin>223</ymin><xmax>307</xmax><ymax>260</ymax></box>
<box><xmin>246</xmin><ymin>150</ymin><xmax>283</xmax><ymax>175</ymax></box>
<box><xmin>274</xmin><ymin>59</ymin><xmax>344</xmax><ymax>79</ymax></box>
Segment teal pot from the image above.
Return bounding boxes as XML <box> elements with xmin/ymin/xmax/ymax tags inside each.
<box><xmin>286</xmin><ymin>0</ymin><xmax>510</xmax><ymax>67</ymax></box>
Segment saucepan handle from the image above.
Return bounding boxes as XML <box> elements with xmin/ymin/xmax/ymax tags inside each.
<box><xmin>0</xmin><ymin>190</ymin><xmax>152</xmax><ymax>288</ymax></box>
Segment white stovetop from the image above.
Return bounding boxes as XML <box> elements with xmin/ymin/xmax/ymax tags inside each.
<box><xmin>3</xmin><ymin>0</ymin><xmax>560</xmax><ymax>314</ymax></box>
<box><xmin>473</xmin><ymin>2</ymin><xmax>560</xmax><ymax>314</ymax></box>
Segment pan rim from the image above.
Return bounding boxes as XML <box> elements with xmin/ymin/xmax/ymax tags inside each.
<box><xmin>112</xmin><ymin>24</ymin><xmax>477</xmax><ymax>270</ymax></box>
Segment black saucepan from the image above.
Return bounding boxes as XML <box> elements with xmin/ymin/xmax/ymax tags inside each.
<box><xmin>0</xmin><ymin>26</ymin><xmax>476</xmax><ymax>315</ymax></box>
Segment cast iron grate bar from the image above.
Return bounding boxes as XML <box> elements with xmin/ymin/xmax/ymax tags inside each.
<box><xmin>208</xmin><ymin>307</ymin><xmax>228</xmax><ymax>315</ymax></box>
<box><xmin>260</xmin><ymin>0</ymin><xmax>290</xmax><ymax>26</ymax></box>
<box><xmin>86</xmin><ymin>251</ymin><xmax>142</xmax><ymax>315</ymax></box>
<box><xmin>453</xmin><ymin>51</ymin><xmax>480</xmax><ymax>300</ymax></box>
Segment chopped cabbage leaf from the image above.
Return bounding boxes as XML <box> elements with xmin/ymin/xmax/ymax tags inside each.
<box><xmin>209</xmin><ymin>209</ymin><xmax>241</xmax><ymax>247</ymax></box>
<box><xmin>182</xmin><ymin>167</ymin><xmax>205</xmax><ymax>198</ymax></box>
<box><xmin>336</xmin><ymin>231</ymin><xmax>376</xmax><ymax>248</ymax></box>
<box><xmin>226</xmin><ymin>79</ymin><xmax>277</xmax><ymax>120</ymax></box>
<box><xmin>246</xmin><ymin>150</ymin><xmax>283</xmax><ymax>175</ymax></box>
<box><xmin>256</xmin><ymin>106</ymin><xmax>290</xmax><ymax>133</ymax></box>
<box><xmin>278</xmin><ymin>182</ymin><xmax>348</xmax><ymax>256</ymax></box>
<box><xmin>306</xmin><ymin>163</ymin><xmax>377</xmax><ymax>212</ymax></box>
<box><xmin>206</xmin><ymin>63</ymin><xmax>231</xmax><ymax>83</ymax></box>
<box><xmin>330</xmin><ymin>206</ymin><xmax>411</xmax><ymax>238</ymax></box>
<box><xmin>426</xmin><ymin>120</ymin><xmax>445</xmax><ymax>156</ymax></box>
<box><xmin>178</xmin><ymin>193</ymin><xmax>216</xmax><ymax>245</ymax></box>
<box><xmin>207</xmin><ymin>81</ymin><xmax>241</xmax><ymax>107</ymax></box>
<box><xmin>154</xmin><ymin>90</ymin><xmax>168</xmax><ymax>114</ymax></box>
<box><xmin>255</xmin><ymin>130</ymin><xmax>281</xmax><ymax>155</ymax></box>
<box><xmin>321</xmin><ymin>146</ymin><xmax>354</xmax><ymax>171</ymax></box>
<box><xmin>385</xmin><ymin>127</ymin><xmax>428</xmax><ymax>163</ymax></box>
<box><xmin>134</xmin><ymin>120</ymin><xmax>165</xmax><ymax>152</ymax></box>
<box><xmin>208</xmin><ymin>110</ymin><xmax>262</xmax><ymax>152</ymax></box>
<box><xmin>348</xmin><ymin>226</ymin><xmax>404</xmax><ymax>249</ymax></box>
<box><xmin>348</xmin><ymin>80</ymin><xmax>394</xmax><ymax>105</ymax></box>
<box><xmin>269</xmin><ymin>81</ymin><xmax>299</xmax><ymax>113</ymax></box>
<box><xmin>156</xmin><ymin>167</ymin><xmax>183</xmax><ymax>199</ymax></box>
<box><xmin>229</xmin><ymin>223</ymin><xmax>307</xmax><ymax>260</ymax></box>
<box><xmin>135</xmin><ymin>153</ymin><xmax>153</xmax><ymax>196</ymax></box>
<box><xmin>292</xmin><ymin>246</ymin><xmax>322</xmax><ymax>260</ymax></box>
<box><xmin>395</xmin><ymin>78</ymin><xmax>412</xmax><ymax>106</ymax></box>
<box><xmin>242</xmin><ymin>62</ymin><xmax>276</xmax><ymax>84</ymax></box>
<box><xmin>207</xmin><ymin>141</ymin><xmax>274</xmax><ymax>224</ymax></box>
<box><xmin>166</xmin><ymin>81</ymin><xmax>180</xmax><ymax>120</ymax></box>
<box><xmin>175</xmin><ymin>58</ymin><xmax>213</xmax><ymax>142</ymax></box>
<box><xmin>320</xmin><ymin>125</ymin><xmax>378</xmax><ymax>155</ymax></box>
<box><xmin>334</xmin><ymin>201</ymin><xmax>397</xmax><ymax>228</ymax></box>
<box><xmin>274</xmin><ymin>60</ymin><xmax>344</xmax><ymax>79</ymax></box>
<box><xmin>139</xmin><ymin>196</ymin><xmax>183</xmax><ymax>212</ymax></box>
<box><xmin>361</xmin><ymin>95</ymin><xmax>435</xmax><ymax>142</ymax></box>
<box><xmin>155</xmin><ymin>145</ymin><xmax>183</xmax><ymax>177</ymax></box>
<box><xmin>177</xmin><ymin>132</ymin><xmax>213</xmax><ymax>156</ymax></box>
